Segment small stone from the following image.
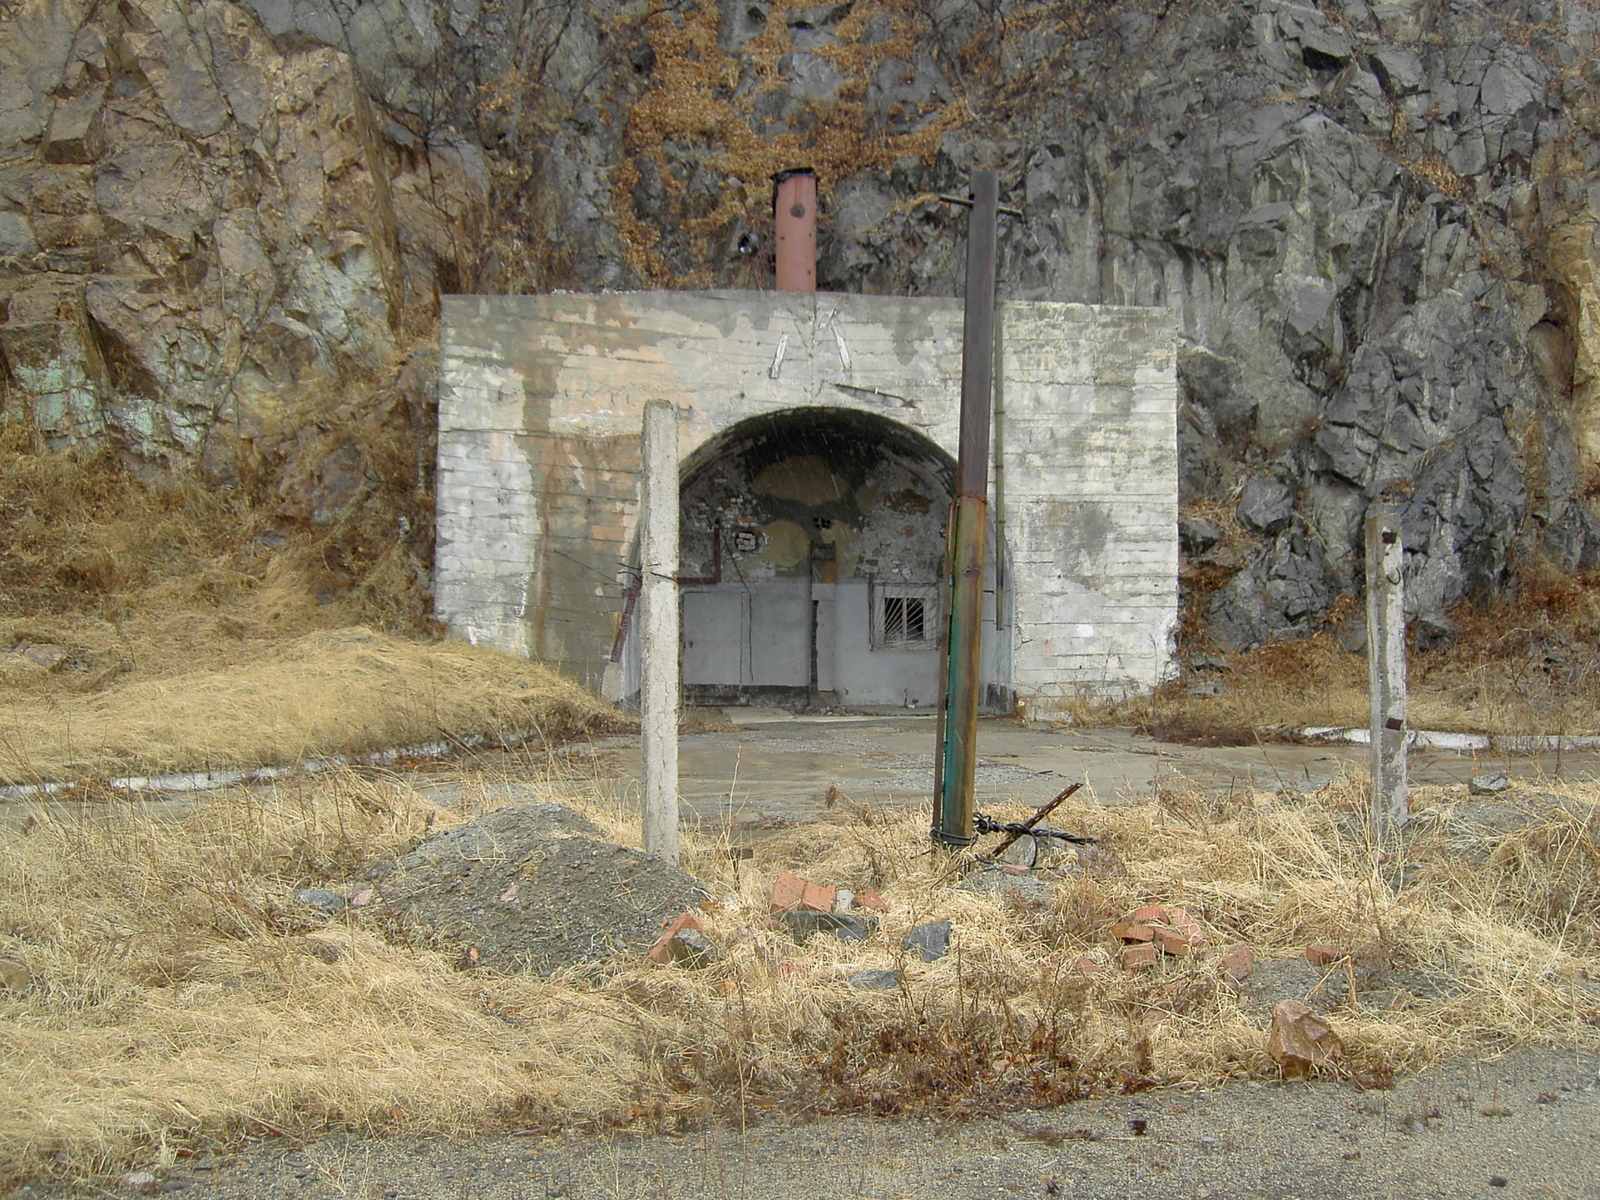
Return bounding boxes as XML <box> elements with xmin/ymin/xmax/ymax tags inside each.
<box><xmin>15</xmin><ymin>642</ymin><xmax>68</xmax><ymax>671</ymax></box>
<box><xmin>1305</xmin><ymin>944</ymin><xmax>1346</xmax><ymax>967</ymax></box>
<box><xmin>779</xmin><ymin>909</ymin><xmax>877</xmax><ymax>943</ymax></box>
<box><xmin>1489</xmin><ymin>1176</ymin><xmax>1509</xmax><ymax>1188</ymax></box>
<box><xmin>1179</xmin><ymin>516</ymin><xmax>1223</xmax><ymax>555</ymax></box>
<box><xmin>0</xmin><ymin>957</ymin><xmax>30</xmax><ymax>990</ymax></box>
<box><xmin>1469</xmin><ymin>771</ymin><xmax>1513</xmax><ymax>796</ymax></box>
<box><xmin>831</xmin><ymin>888</ymin><xmax>855</xmax><ymax>913</ymax></box>
<box><xmin>292</xmin><ymin>888</ymin><xmax>346</xmax><ymax>915</ymax></box>
<box><xmin>902</xmin><ymin>919</ymin><xmax>951</xmax><ymax>962</ymax></box>
<box><xmin>1222</xmin><ymin>944</ymin><xmax>1255</xmax><ymax>982</ymax></box>
<box><xmin>1072</xmin><ymin>954</ymin><xmax>1102</xmax><ymax>978</ymax></box>
<box><xmin>847</xmin><ymin>968</ymin><xmax>901</xmax><ymax>990</ymax></box>
<box><xmin>667</xmin><ymin>927</ymin><xmax>719</xmax><ymax>967</ymax></box>
<box><xmin>348</xmin><ymin>888</ymin><xmax>375</xmax><ymax>908</ymax></box>
<box><xmin>121</xmin><ymin>1172</ymin><xmax>159</xmax><ymax>1194</ymax></box>
<box><xmin>1267</xmin><ymin>999</ymin><xmax>1342</xmax><ymax>1075</ymax></box>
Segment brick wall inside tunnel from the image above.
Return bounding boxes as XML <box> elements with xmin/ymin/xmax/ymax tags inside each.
<box><xmin>435</xmin><ymin>290</ymin><xmax>1178</xmax><ymax>714</ymax></box>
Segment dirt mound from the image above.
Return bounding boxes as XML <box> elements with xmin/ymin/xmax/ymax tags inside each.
<box><xmin>377</xmin><ymin>804</ymin><xmax>703</xmax><ymax>976</ymax></box>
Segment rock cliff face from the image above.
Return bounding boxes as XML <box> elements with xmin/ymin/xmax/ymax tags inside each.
<box><xmin>2</xmin><ymin>0</ymin><xmax>1598</xmax><ymax>649</ymax></box>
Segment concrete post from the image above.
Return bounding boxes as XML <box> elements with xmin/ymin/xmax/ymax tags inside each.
<box><xmin>1365</xmin><ymin>509</ymin><xmax>1408</xmax><ymax>836</ymax></box>
<box><xmin>640</xmin><ymin>400</ymin><xmax>680</xmax><ymax>863</ymax></box>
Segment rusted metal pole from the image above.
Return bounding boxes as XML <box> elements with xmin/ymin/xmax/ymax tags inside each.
<box><xmin>934</xmin><ymin>168</ymin><xmax>999</xmax><ymax>848</ymax></box>
<box><xmin>1365</xmin><ymin>508</ymin><xmax>1408</xmax><ymax>837</ymax></box>
<box><xmin>773</xmin><ymin>168</ymin><xmax>817</xmax><ymax>293</ymax></box>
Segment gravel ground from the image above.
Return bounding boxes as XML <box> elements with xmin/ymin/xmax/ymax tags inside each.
<box><xmin>17</xmin><ymin>1049</ymin><xmax>1597</xmax><ymax>1200</ymax></box>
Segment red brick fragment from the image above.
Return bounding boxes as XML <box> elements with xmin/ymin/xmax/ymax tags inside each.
<box><xmin>1131</xmin><ymin>904</ymin><xmax>1169</xmax><ymax>924</ymax></box>
<box><xmin>801</xmin><ymin>879</ymin><xmax>836</xmax><ymax>913</ymax></box>
<box><xmin>1155</xmin><ymin>930</ymin><xmax>1192</xmax><ymax>957</ymax></box>
<box><xmin>770</xmin><ymin>872</ymin><xmax>806</xmax><ymax>913</ymax></box>
<box><xmin>1110</xmin><ymin>920</ymin><xmax>1157</xmax><ymax>942</ymax></box>
<box><xmin>1305</xmin><ymin>944</ymin><xmax>1347</xmax><ymax>968</ymax></box>
<box><xmin>1165</xmin><ymin>906</ymin><xmax>1207</xmax><ymax>948</ymax></box>
<box><xmin>647</xmin><ymin>912</ymin><xmax>701</xmax><ymax>964</ymax></box>
<box><xmin>854</xmin><ymin>887</ymin><xmax>887</xmax><ymax>913</ymax></box>
<box><xmin>1072</xmin><ymin>954</ymin><xmax>1102</xmax><ymax>978</ymax></box>
<box><xmin>1222</xmin><ymin>944</ymin><xmax>1255</xmax><ymax>982</ymax></box>
<box><xmin>1122</xmin><ymin>943</ymin><xmax>1159</xmax><ymax>970</ymax></box>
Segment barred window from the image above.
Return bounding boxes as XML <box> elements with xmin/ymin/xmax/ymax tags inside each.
<box><xmin>872</xmin><ymin>583</ymin><xmax>940</xmax><ymax>650</ymax></box>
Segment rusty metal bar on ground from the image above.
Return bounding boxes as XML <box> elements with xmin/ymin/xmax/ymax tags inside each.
<box><xmin>934</xmin><ymin>168</ymin><xmax>1001</xmax><ymax>848</ymax></box>
<box><xmin>982</xmin><ymin>780</ymin><xmax>1085</xmax><ymax>860</ymax></box>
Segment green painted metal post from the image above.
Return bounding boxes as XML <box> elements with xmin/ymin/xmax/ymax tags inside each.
<box><xmin>933</xmin><ymin>168</ymin><xmax>1000</xmax><ymax>848</ymax></box>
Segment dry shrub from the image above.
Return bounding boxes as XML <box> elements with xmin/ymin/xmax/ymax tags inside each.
<box><xmin>2</xmin><ymin>771</ymin><xmax>1596</xmax><ymax>1185</ymax></box>
<box><xmin>0</xmin><ymin>628</ymin><xmax>631</xmax><ymax>782</ymax></box>
<box><xmin>0</xmin><ymin>341</ymin><xmax>438</xmax><ymax>718</ymax></box>
<box><xmin>0</xmin><ymin>777</ymin><xmax>652</xmax><ymax>1182</ymax></box>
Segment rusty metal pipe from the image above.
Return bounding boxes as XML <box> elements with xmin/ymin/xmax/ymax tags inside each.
<box><xmin>773</xmin><ymin>168</ymin><xmax>817</xmax><ymax>292</ymax></box>
<box><xmin>934</xmin><ymin>168</ymin><xmax>1000</xmax><ymax>848</ymax></box>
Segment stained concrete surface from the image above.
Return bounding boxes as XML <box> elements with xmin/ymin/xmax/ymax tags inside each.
<box><xmin>543</xmin><ymin>711</ymin><xmax>1600</xmax><ymax>833</ymax></box>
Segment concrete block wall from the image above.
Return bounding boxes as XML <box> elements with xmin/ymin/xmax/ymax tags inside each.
<box><xmin>436</xmin><ymin>291</ymin><xmax>1177</xmax><ymax>709</ymax></box>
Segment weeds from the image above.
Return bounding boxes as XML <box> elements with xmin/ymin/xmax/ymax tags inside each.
<box><xmin>1</xmin><ymin>767</ymin><xmax>1595</xmax><ymax>1186</ymax></box>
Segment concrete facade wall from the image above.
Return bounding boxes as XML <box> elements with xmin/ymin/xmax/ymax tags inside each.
<box><xmin>436</xmin><ymin>290</ymin><xmax>1178</xmax><ymax>712</ymax></box>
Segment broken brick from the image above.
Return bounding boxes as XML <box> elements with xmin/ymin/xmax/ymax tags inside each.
<box><xmin>1222</xmin><ymin>944</ymin><xmax>1255</xmax><ymax>982</ymax></box>
<box><xmin>1164</xmin><ymin>906</ymin><xmax>1207</xmax><ymax>948</ymax></box>
<box><xmin>647</xmin><ymin>911</ymin><xmax>702</xmax><ymax>964</ymax></box>
<box><xmin>1110</xmin><ymin>921</ymin><xmax>1157</xmax><ymax>942</ymax></box>
<box><xmin>1072</xmin><ymin>954</ymin><xmax>1102</xmax><ymax>978</ymax></box>
<box><xmin>1131</xmin><ymin>904</ymin><xmax>1169</xmax><ymax>924</ymax></box>
<box><xmin>854</xmin><ymin>887</ymin><xmax>888</xmax><ymax>912</ymax></box>
<box><xmin>802</xmin><ymin>879</ymin><xmax>836</xmax><ymax>912</ymax></box>
<box><xmin>1155</xmin><ymin>930</ymin><xmax>1192</xmax><ymax>957</ymax></box>
<box><xmin>770</xmin><ymin>872</ymin><xmax>806</xmax><ymax>913</ymax></box>
<box><xmin>1122</xmin><ymin>943</ymin><xmax>1159</xmax><ymax>970</ymax></box>
<box><xmin>1305</xmin><ymin>944</ymin><xmax>1347</xmax><ymax>968</ymax></box>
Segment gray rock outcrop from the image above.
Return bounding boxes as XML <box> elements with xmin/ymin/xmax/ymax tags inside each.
<box><xmin>3</xmin><ymin>0</ymin><xmax>1599</xmax><ymax>646</ymax></box>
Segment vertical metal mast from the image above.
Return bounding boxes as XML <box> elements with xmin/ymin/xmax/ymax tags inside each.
<box><xmin>933</xmin><ymin>168</ymin><xmax>1000</xmax><ymax>847</ymax></box>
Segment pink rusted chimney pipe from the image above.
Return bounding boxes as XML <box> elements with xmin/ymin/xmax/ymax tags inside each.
<box><xmin>773</xmin><ymin>168</ymin><xmax>817</xmax><ymax>292</ymax></box>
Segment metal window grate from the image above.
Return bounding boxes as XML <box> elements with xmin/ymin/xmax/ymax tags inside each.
<box><xmin>872</xmin><ymin>583</ymin><xmax>939</xmax><ymax>650</ymax></box>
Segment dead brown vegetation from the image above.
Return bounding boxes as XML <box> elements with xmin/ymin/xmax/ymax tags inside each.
<box><xmin>2</xmin><ymin>769</ymin><xmax>1595</xmax><ymax>1187</ymax></box>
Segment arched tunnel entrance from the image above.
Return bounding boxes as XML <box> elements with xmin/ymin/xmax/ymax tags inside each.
<box><xmin>667</xmin><ymin>407</ymin><xmax>1007</xmax><ymax>710</ymax></box>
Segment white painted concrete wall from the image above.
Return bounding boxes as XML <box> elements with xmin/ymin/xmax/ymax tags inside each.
<box><xmin>436</xmin><ymin>291</ymin><xmax>1177</xmax><ymax>711</ymax></box>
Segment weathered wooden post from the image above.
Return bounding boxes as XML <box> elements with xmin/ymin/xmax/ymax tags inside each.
<box><xmin>640</xmin><ymin>400</ymin><xmax>680</xmax><ymax>863</ymax></box>
<box><xmin>933</xmin><ymin>168</ymin><xmax>1000</xmax><ymax>848</ymax></box>
<box><xmin>1365</xmin><ymin>508</ymin><xmax>1408</xmax><ymax>835</ymax></box>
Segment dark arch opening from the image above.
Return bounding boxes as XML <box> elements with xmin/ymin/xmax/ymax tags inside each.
<box><xmin>663</xmin><ymin>406</ymin><xmax>1004</xmax><ymax>711</ymax></box>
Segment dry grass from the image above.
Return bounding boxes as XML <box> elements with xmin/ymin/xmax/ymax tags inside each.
<box><xmin>1072</xmin><ymin>577</ymin><xmax>1600</xmax><ymax>743</ymax></box>
<box><xmin>3</xmin><ymin>766</ymin><xmax>1595</xmax><ymax>1186</ymax></box>
<box><xmin>0</xmin><ymin>628</ymin><xmax>630</xmax><ymax>783</ymax></box>
<box><xmin>0</xmin><ymin>374</ymin><xmax>634</xmax><ymax>783</ymax></box>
